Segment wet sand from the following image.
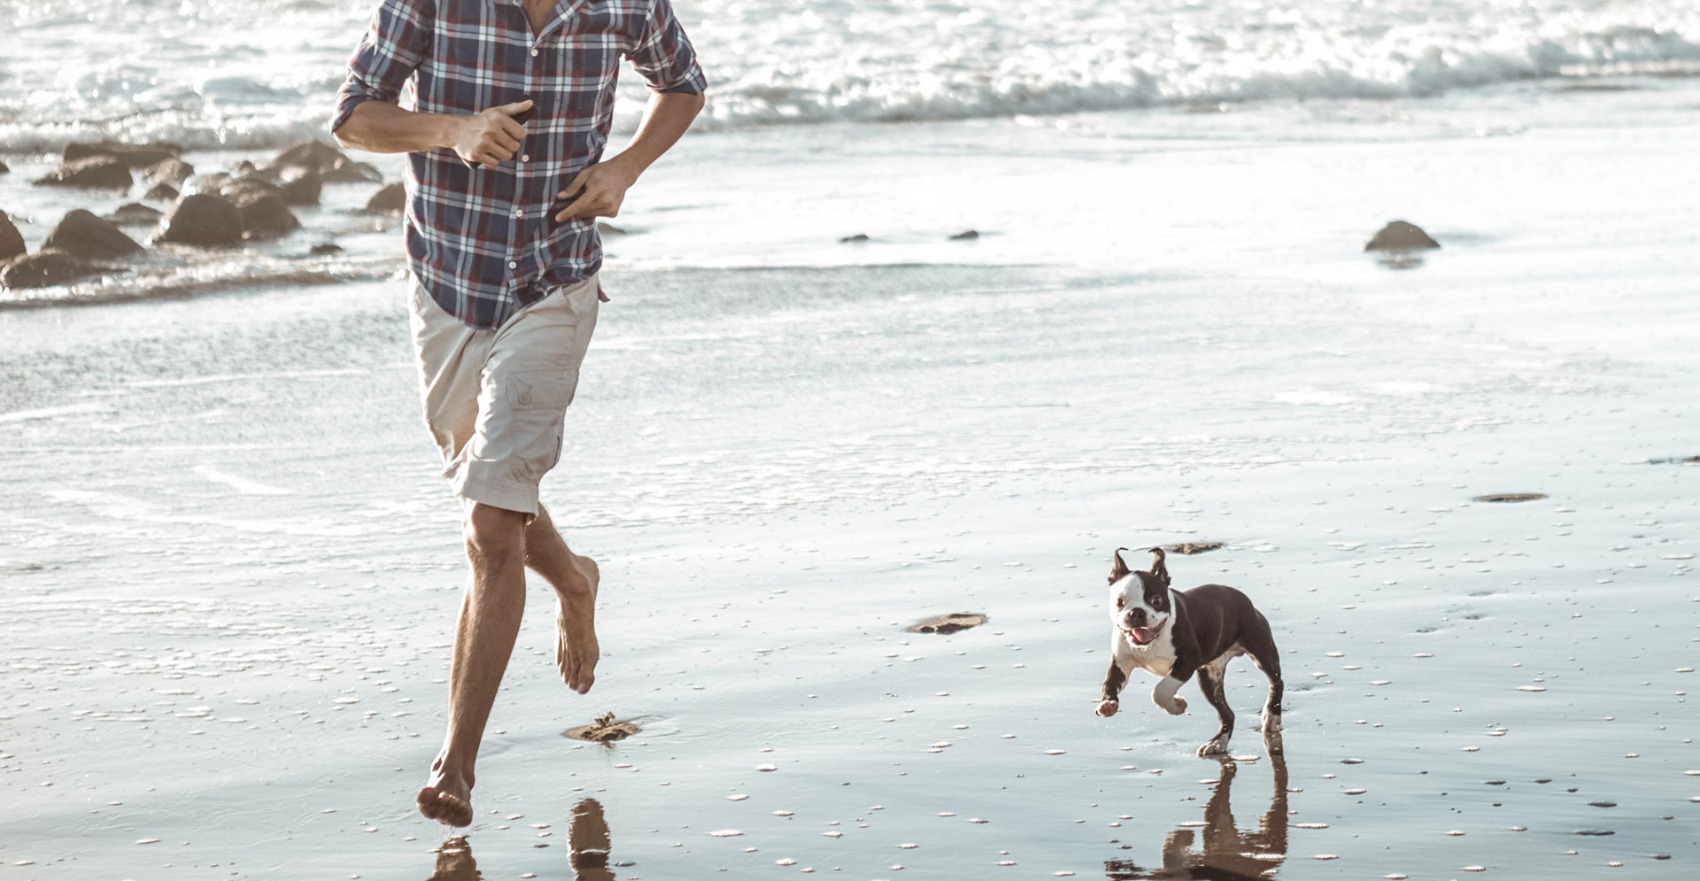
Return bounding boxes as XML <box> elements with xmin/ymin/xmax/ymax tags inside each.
<box><xmin>3</xmin><ymin>81</ymin><xmax>1698</xmax><ymax>879</ymax></box>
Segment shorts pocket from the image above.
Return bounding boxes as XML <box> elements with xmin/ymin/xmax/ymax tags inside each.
<box><xmin>505</xmin><ymin>367</ymin><xmax>580</xmax><ymax>410</ymax></box>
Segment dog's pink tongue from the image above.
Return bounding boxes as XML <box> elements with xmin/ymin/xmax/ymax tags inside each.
<box><xmin>1131</xmin><ymin>627</ymin><xmax>1155</xmax><ymax>645</ymax></box>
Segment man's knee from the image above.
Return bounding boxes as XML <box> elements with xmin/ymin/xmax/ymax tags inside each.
<box><xmin>464</xmin><ymin>503</ymin><xmax>527</xmax><ymax>561</ymax></box>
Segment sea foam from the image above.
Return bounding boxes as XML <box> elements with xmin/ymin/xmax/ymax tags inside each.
<box><xmin>1</xmin><ymin>0</ymin><xmax>1698</xmax><ymax>150</ymax></box>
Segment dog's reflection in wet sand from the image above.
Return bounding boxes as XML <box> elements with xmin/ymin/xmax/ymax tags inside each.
<box><xmin>1105</xmin><ymin>752</ymin><xmax>1289</xmax><ymax>880</ymax></box>
<box><xmin>424</xmin><ymin>797</ymin><xmax>615</xmax><ymax>881</ymax></box>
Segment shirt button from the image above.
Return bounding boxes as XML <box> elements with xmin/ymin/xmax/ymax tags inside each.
<box><xmin>531</xmin><ymin>48</ymin><xmax>540</xmax><ymax>57</ymax></box>
<box><xmin>508</xmin><ymin>261</ymin><xmax>518</xmax><ymax>269</ymax></box>
<box><xmin>513</xmin><ymin>209</ymin><xmax>523</xmax><ymax>218</ymax></box>
<box><xmin>521</xmin><ymin>154</ymin><xmax>531</xmax><ymax>163</ymax></box>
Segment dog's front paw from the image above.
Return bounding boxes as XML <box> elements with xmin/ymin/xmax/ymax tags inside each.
<box><xmin>1095</xmin><ymin>699</ymin><xmax>1120</xmax><ymax>718</ymax></box>
<box><xmin>1164</xmin><ymin>695</ymin><xmax>1188</xmax><ymax>716</ymax></box>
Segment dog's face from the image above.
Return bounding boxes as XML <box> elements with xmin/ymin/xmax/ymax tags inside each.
<box><xmin>1108</xmin><ymin>548</ymin><xmax>1173</xmax><ymax>647</ymax></box>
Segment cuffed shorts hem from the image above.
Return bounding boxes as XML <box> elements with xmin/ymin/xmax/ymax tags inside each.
<box><xmin>453</xmin><ymin>472</ymin><xmax>541</xmax><ymax>518</ymax></box>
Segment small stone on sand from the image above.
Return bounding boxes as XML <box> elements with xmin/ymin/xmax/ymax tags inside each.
<box><xmin>1364</xmin><ymin>220</ymin><xmax>1439</xmax><ymax>251</ymax></box>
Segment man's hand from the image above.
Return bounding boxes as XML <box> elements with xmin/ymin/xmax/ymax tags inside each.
<box><xmin>454</xmin><ymin>100</ymin><xmax>532</xmax><ymax>170</ymax></box>
<box><xmin>553</xmin><ymin>158</ymin><xmax>640</xmax><ymax>222</ymax></box>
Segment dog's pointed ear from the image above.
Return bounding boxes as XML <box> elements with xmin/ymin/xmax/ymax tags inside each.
<box><xmin>1147</xmin><ymin>546</ymin><xmax>1170</xmax><ymax>586</ymax></box>
<box><xmin>1109</xmin><ymin>547</ymin><xmax>1131</xmax><ymax>584</ymax></box>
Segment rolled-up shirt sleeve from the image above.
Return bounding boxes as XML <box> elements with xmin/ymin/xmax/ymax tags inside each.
<box><xmin>627</xmin><ymin>0</ymin><xmax>708</xmax><ymax>94</ymax></box>
<box><xmin>330</xmin><ymin>0</ymin><xmax>434</xmax><ymax>134</ymax></box>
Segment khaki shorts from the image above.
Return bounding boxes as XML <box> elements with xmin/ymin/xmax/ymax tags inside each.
<box><xmin>408</xmin><ymin>275</ymin><xmax>601</xmax><ymax>516</ymax></box>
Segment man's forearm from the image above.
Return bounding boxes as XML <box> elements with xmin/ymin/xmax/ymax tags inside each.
<box><xmin>334</xmin><ymin>101</ymin><xmax>462</xmax><ymax>155</ymax></box>
<box><xmin>605</xmin><ymin>91</ymin><xmax>705</xmax><ymax>179</ymax></box>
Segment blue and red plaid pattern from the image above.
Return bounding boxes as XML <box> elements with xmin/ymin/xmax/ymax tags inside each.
<box><xmin>332</xmin><ymin>0</ymin><xmax>707</xmax><ymax>329</ymax></box>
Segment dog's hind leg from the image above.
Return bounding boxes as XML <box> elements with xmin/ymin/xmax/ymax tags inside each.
<box><xmin>1244</xmin><ymin>622</ymin><xmax>1284</xmax><ymax>753</ymax></box>
<box><xmin>1194</xmin><ymin>661</ymin><xmax>1233</xmax><ymax>757</ymax></box>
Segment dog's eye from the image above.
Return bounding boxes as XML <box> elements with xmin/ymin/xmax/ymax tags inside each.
<box><xmin>1114</xmin><ymin>597</ymin><xmax>1125</xmax><ymax>609</ymax></box>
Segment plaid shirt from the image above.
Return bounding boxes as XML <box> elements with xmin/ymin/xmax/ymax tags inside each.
<box><xmin>332</xmin><ymin>0</ymin><xmax>707</xmax><ymax>329</ymax></box>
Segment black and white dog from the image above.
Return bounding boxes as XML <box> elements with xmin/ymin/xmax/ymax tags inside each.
<box><xmin>1095</xmin><ymin>547</ymin><xmax>1284</xmax><ymax>757</ymax></box>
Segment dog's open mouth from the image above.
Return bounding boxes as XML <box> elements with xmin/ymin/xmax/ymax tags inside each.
<box><xmin>1122</xmin><ymin>620</ymin><xmax>1165</xmax><ymax>646</ymax></box>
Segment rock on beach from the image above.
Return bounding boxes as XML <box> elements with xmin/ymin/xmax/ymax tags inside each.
<box><xmin>44</xmin><ymin>209</ymin><xmax>144</xmax><ymax>260</ymax></box>
<box><xmin>0</xmin><ymin>249</ymin><xmax>92</xmax><ymax>289</ymax></box>
<box><xmin>1364</xmin><ymin>220</ymin><xmax>1440</xmax><ymax>251</ymax></box>
<box><xmin>143</xmin><ymin>157</ymin><xmax>195</xmax><ymax>187</ymax></box>
<box><xmin>277</xmin><ymin>168</ymin><xmax>323</xmax><ymax>206</ymax></box>
<box><xmin>0</xmin><ymin>209</ymin><xmax>25</xmax><ymax>262</ymax></box>
<box><xmin>106</xmin><ymin>203</ymin><xmax>164</xmax><ymax>226</ymax></box>
<box><xmin>222</xmin><ymin>179</ymin><xmax>301</xmax><ymax>240</ymax></box>
<box><xmin>35</xmin><ymin>156</ymin><xmax>133</xmax><ymax>189</ymax></box>
<box><xmin>365</xmin><ymin>183</ymin><xmax>405</xmax><ymax>215</ymax></box>
<box><xmin>273</xmin><ymin>140</ymin><xmax>345</xmax><ymax>172</ymax></box>
<box><xmin>271</xmin><ymin>139</ymin><xmax>382</xmax><ymax>184</ymax></box>
<box><xmin>324</xmin><ymin>156</ymin><xmax>383</xmax><ymax>183</ymax></box>
<box><xmin>154</xmin><ymin>193</ymin><xmax>244</xmax><ymax>247</ymax></box>
<box><xmin>64</xmin><ymin>141</ymin><xmax>183</xmax><ymax>168</ymax></box>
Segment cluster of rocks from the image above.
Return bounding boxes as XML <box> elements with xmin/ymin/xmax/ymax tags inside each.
<box><xmin>2</xmin><ymin>139</ymin><xmax>406</xmax><ymax>290</ymax></box>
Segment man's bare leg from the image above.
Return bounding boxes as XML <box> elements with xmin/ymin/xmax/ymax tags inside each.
<box><xmin>524</xmin><ymin>504</ymin><xmax>600</xmax><ymax>694</ymax></box>
<box><xmin>418</xmin><ymin>503</ymin><xmax>529</xmax><ymax>827</ymax></box>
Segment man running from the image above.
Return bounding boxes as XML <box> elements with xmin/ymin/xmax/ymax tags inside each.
<box><xmin>330</xmin><ymin>0</ymin><xmax>706</xmax><ymax>827</ymax></box>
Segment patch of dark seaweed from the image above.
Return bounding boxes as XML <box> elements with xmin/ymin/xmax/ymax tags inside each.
<box><xmin>1647</xmin><ymin>455</ymin><xmax>1700</xmax><ymax>465</ymax></box>
<box><xmin>907</xmin><ymin>612</ymin><xmax>989</xmax><ymax>635</ymax></box>
<box><xmin>1164</xmin><ymin>542</ymin><xmax>1224</xmax><ymax>555</ymax></box>
<box><xmin>564</xmin><ymin>711</ymin><xmax>641</xmax><ymax>744</ymax></box>
<box><xmin>1473</xmin><ymin>493</ymin><xmax>1547</xmax><ymax>503</ymax></box>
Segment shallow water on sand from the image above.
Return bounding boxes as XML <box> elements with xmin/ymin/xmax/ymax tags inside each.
<box><xmin>3</xmin><ymin>86</ymin><xmax>1698</xmax><ymax>879</ymax></box>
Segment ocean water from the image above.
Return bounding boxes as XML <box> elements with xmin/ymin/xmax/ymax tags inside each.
<box><xmin>1</xmin><ymin>0</ymin><xmax>1699</xmax><ymax>149</ymax></box>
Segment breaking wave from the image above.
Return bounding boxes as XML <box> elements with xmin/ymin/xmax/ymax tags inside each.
<box><xmin>1</xmin><ymin>1</ymin><xmax>1698</xmax><ymax>150</ymax></box>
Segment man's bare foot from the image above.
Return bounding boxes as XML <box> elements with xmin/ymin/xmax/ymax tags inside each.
<box><xmin>556</xmin><ymin>555</ymin><xmax>600</xmax><ymax>694</ymax></box>
<box><xmin>417</xmin><ymin>758</ymin><xmax>474</xmax><ymax>827</ymax></box>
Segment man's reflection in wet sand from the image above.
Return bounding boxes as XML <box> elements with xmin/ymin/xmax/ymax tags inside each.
<box><xmin>427</xmin><ymin>837</ymin><xmax>479</xmax><ymax>881</ymax></box>
<box><xmin>424</xmin><ymin>798</ymin><xmax>615</xmax><ymax>881</ymax></box>
<box><xmin>1105</xmin><ymin>752</ymin><xmax>1290</xmax><ymax>880</ymax></box>
<box><xmin>569</xmin><ymin>798</ymin><xmax>616</xmax><ymax>881</ymax></box>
